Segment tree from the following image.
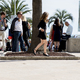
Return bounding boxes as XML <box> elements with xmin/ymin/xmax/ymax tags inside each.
<box><xmin>0</xmin><ymin>0</ymin><xmax>31</xmax><ymax>19</ymax></box>
<box><xmin>48</xmin><ymin>9</ymin><xmax>73</xmax><ymax>26</ymax></box>
<box><xmin>27</xmin><ymin>0</ymin><xmax>42</xmax><ymax>53</ymax></box>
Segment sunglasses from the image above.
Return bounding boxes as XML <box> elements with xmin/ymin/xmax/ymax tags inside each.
<box><xmin>20</xmin><ymin>14</ymin><xmax>22</xmax><ymax>16</ymax></box>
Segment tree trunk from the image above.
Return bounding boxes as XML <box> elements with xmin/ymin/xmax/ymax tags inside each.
<box><xmin>27</xmin><ymin>0</ymin><xmax>42</xmax><ymax>53</ymax></box>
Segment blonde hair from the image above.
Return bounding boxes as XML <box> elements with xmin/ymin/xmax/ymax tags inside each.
<box><xmin>40</xmin><ymin>12</ymin><xmax>49</xmax><ymax>22</ymax></box>
<box><xmin>22</xmin><ymin>15</ymin><xmax>27</xmax><ymax>21</ymax></box>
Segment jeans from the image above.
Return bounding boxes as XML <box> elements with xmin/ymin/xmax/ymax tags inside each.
<box><xmin>27</xmin><ymin>29</ymin><xmax>30</xmax><ymax>38</ymax></box>
<box><xmin>12</xmin><ymin>31</ymin><xmax>27</xmax><ymax>52</ymax></box>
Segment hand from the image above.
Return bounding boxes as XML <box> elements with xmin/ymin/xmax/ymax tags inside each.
<box><xmin>49</xmin><ymin>35</ymin><xmax>51</xmax><ymax>39</ymax></box>
<box><xmin>63</xmin><ymin>33</ymin><xmax>66</xmax><ymax>34</ymax></box>
<box><xmin>28</xmin><ymin>23</ymin><xmax>31</xmax><ymax>29</ymax></box>
<box><xmin>18</xmin><ymin>19</ymin><xmax>20</xmax><ymax>22</ymax></box>
<box><xmin>41</xmin><ymin>29</ymin><xmax>44</xmax><ymax>32</ymax></box>
<box><xmin>46</xmin><ymin>19</ymin><xmax>49</xmax><ymax>23</ymax></box>
<box><xmin>61</xmin><ymin>24</ymin><xmax>64</xmax><ymax>27</ymax></box>
<box><xmin>4</xmin><ymin>19</ymin><xmax>7</xmax><ymax>27</ymax></box>
<box><xmin>28</xmin><ymin>26</ymin><xmax>31</xmax><ymax>29</ymax></box>
<box><xmin>46</xmin><ymin>19</ymin><xmax>49</xmax><ymax>22</ymax></box>
<box><xmin>4</xmin><ymin>19</ymin><xmax>6</xmax><ymax>23</ymax></box>
<box><xmin>21</xmin><ymin>33</ymin><xmax>23</xmax><ymax>36</ymax></box>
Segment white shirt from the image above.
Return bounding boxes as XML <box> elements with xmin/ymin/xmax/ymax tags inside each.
<box><xmin>14</xmin><ymin>18</ymin><xmax>23</xmax><ymax>33</ymax></box>
<box><xmin>66</xmin><ymin>25</ymin><xmax>73</xmax><ymax>35</ymax></box>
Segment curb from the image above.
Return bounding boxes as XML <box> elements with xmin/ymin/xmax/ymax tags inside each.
<box><xmin>0</xmin><ymin>56</ymin><xmax>80</xmax><ymax>60</ymax></box>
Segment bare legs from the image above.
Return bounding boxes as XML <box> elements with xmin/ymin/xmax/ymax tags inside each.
<box><xmin>34</xmin><ymin>39</ymin><xmax>48</xmax><ymax>55</ymax></box>
<box><xmin>51</xmin><ymin>40</ymin><xmax>53</xmax><ymax>51</ymax></box>
<box><xmin>34</xmin><ymin>39</ymin><xmax>44</xmax><ymax>51</ymax></box>
<box><xmin>44</xmin><ymin>40</ymin><xmax>47</xmax><ymax>53</ymax></box>
<box><xmin>57</xmin><ymin>42</ymin><xmax>60</xmax><ymax>49</ymax></box>
<box><xmin>54</xmin><ymin>41</ymin><xmax>60</xmax><ymax>51</ymax></box>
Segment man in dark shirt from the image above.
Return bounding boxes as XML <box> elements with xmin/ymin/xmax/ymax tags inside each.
<box><xmin>11</xmin><ymin>11</ymin><xmax>27</xmax><ymax>52</ymax></box>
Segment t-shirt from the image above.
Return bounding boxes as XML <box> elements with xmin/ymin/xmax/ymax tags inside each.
<box><xmin>66</xmin><ymin>25</ymin><xmax>73</xmax><ymax>35</ymax></box>
<box><xmin>14</xmin><ymin>18</ymin><xmax>23</xmax><ymax>33</ymax></box>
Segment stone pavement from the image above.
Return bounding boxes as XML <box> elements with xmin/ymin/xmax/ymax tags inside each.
<box><xmin>70</xmin><ymin>53</ymin><xmax>80</xmax><ymax>57</ymax></box>
<box><xmin>0</xmin><ymin>51</ymin><xmax>4</xmax><ymax>57</ymax></box>
<box><xmin>0</xmin><ymin>60</ymin><xmax>80</xmax><ymax>80</ymax></box>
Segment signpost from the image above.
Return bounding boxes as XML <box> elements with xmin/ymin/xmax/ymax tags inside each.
<box><xmin>14</xmin><ymin>0</ymin><xmax>16</xmax><ymax>16</ymax></box>
<box><xmin>78</xmin><ymin>1</ymin><xmax>80</xmax><ymax>31</ymax></box>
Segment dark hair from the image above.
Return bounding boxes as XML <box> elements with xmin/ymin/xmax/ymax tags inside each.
<box><xmin>40</xmin><ymin>12</ymin><xmax>49</xmax><ymax>21</ymax></box>
<box><xmin>1</xmin><ymin>11</ymin><xmax>6</xmax><ymax>15</ymax></box>
<box><xmin>65</xmin><ymin>21</ymin><xmax>69</xmax><ymax>24</ymax></box>
<box><xmin>54</xmin><ymin>18</ymin><xmax>60</xmax><ymax>26</ymax></box>
<box><xmin>17</xmin><ymin>11</ymin><xmax>22</xmax><ymax>15</ymax></box>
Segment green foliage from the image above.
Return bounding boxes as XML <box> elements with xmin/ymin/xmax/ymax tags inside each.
<box><xmin>27</xmin><ymin>17</ymin><xmax>32</xmax><ymax>25</ymax></box>
<box><xmin>0</xmin><ymin>0</ymin><xmax>31</xmax><ymax>19</ymax></box>
<box><xmin>48</xmin><ymin>9</ymin><xmax>73</xmax><ymax>26</ymax></box>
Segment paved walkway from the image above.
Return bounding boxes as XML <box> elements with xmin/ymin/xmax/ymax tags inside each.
<box><xmin>70</xmin><ymin>53</ymin><xmax>80</xmax><ymax>57</ymax></box>
<box><xmin>0</xmin><ymin>51</ymin><xmax>4</xmax><ymax>57</ymax></box>
<box><xmin>0</xmin><ymin>60</ymin><xmax>80</xmax><ymax>80</ymax></box>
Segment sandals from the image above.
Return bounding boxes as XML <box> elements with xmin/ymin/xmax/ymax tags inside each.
<box><xmin>56</xmin><ymin>48</ymin><xmax>59</xmax><ymax>52</ymax></box>
<box><xmin>54</xmin><ymin>47</ymin><xmax>59</xmax><ymax>52</ymax></box>
<box><xmin>54</xmin><ymin>48</ymin><xmax>57</xmax><ymax>52</ymax></box>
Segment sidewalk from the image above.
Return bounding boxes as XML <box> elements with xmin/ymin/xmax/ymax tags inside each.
<box><xmin>0</xmin><ymin>60</ymin><xmax>80</xmax><ymax>80</ymax></box>
<box><xmin>0</xmin><ymin>51</ymin><xmax>4</xmax><ymax>57</ymax></box>
<box><xmin>70</xmin><ymin>53</ymin><xmax>80</xmax><ymax>57</ymax></box>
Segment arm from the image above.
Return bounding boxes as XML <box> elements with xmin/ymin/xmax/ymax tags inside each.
<box><xmin>38</xmin><ymin>20</ymin><xmax>44</xmax><ymax>32</ymax></box>
<box><xmin>38</xmin><ymin>20</ymin><xmax>44</xmax><ymax>29</ymax></box>
<box><xmin>4</xmin><ymin>19</ymin><xmax>8</xmax><ymax>30</ymax></box>
<box><xmin>49</xmin><ymin>25</ymin><xmax>53</xmax><ymax>39</ymax></box>
<box><xmin>28</xmin><ymin>22</ymin><xmax>31</xmax><ymax>29</ymax></box>
<box><xmin>4</xmin><ymin>19</ymin><xmax>7</xmax><ymax>27</ymax></box>
<box><xmin>10</xmin><ymin>18</ymin><xmax>18</xmax><ymax>33</ymax></box>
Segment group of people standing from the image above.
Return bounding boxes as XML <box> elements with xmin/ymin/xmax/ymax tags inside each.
<box><xmin>0</xmin><ymin>11</ymin><xmax>31</xmax><ymax>52</ymax></box>
<box><xmin>11</xmin><ymin>11</ymin><xmax>31</xmax><ymax>52</ymax></box>
<box><xmin>0</xmin><ymin>11</ymin><xmax>73</xmax><ymax>56</ymax></box>
<box><xmin>34</xmin><ymin>12</ymin><xmax>73</xmax><ymax>56</ymax></box>
<box><xmin>50</xmin><ymin>18</ymin><xmax>73</xmax><ymax>52</ymax></box>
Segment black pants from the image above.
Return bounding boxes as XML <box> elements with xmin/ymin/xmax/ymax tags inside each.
<box><xmin>59</xmin><ymin>35</ymin><xmax>71</xmax><ymax>51</ymax></box>
<box><xmin>23</xmin><ymin>34</ymin><xmax>29</xmax><ymax>48</ymax></box>
<box><xmin>59</xmin><ymin>40</ymin><xmax>66</xmax><ymax>51</ymax></box>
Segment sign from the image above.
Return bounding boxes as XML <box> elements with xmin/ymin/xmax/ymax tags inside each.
<box><xmin>78</xmin><ymin>1</ymin><xmax>80</xmax><ymax>31</ymax></box>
